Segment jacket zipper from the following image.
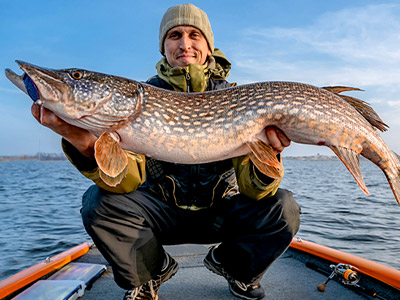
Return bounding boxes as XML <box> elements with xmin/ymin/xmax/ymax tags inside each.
<box><xmin>185</xmin><ymin>71</ymin><xmax>191</xmax><ymax>92</ymax></box>
<box><xmin>188</xmin><ymin>165</ymin><xmax>200</xmax><ymax>210</ymax></box>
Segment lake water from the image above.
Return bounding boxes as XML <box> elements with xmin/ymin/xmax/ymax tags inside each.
<box><xmin>0</xmin><ymin>159</ymin><xmax>399</xmax><ymax>281</ymax></box>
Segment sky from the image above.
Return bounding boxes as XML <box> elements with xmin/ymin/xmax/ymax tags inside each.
<box><xmin>0</xmin><ymin>0</ymin><xmax>399</xmax><ymax>157</ymax></box>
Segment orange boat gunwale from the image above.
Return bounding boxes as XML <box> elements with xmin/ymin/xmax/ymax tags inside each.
<box><xmin>0</xmin><ymin>241</ymin><xmax>91</xmax><ymax>299</ymax></box>
<box><xmin>290</xmin><ymin>237</ymin><xmax>400</xmax><ymax>290</ymax></box>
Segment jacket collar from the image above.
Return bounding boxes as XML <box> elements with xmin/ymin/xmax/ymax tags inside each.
<box><xmin>155</xmin><ymin>48</ymin><xmax>231</xmax><ymax>92</ymax></box>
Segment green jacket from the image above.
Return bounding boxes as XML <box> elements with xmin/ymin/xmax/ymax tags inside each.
<box><xmin>63</xmin><ymin>49</ymin><xmax>283</xmax><ymax>209</ymax></box>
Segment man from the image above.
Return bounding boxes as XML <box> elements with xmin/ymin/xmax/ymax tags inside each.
<box><xmin>31</xmin><ymin>4</ymin><xmax>300</xmax><ymax>300</ymax></box>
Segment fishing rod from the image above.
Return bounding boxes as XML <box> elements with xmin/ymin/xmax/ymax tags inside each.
<box><xmin>306</xmin><ymin>262</ymin><xmax>388</xmax><ymax>300</ymax></box>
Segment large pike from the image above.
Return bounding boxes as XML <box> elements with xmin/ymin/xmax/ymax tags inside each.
<box><xmin>5</xmin><ymin>61</ymin><xmax>400</xmax><ymax>204</ymax></box>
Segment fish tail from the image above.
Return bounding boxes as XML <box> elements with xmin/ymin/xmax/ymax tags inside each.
<box><xmin>388</xmin><ymin>151</ymin><xmax>400</xmax><ymax>205</ymax></box>
<box><xmin>389</xmin><ymin>175</ymin><xmax>400</xmax><ymax>206</ymax></box>
<box><xmin>394</xmin><ymin>151</ymin><xmax>400</xmax><ymax>161</ymax></box>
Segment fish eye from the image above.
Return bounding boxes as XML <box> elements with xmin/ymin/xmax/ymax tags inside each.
<box><xmin>71</xmin><ymin>70</ymin><xmax>83</xmax><ymax>80</ymax></box>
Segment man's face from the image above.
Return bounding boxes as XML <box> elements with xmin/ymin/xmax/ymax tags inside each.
<box><xmin>164</xmin><ymin>25</ymin><xmax>211</xmax><ymax>68</ymax></box>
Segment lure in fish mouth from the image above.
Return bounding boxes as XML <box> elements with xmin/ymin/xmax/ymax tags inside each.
<box><xmin>5</xmin><ymin>60</ymin><xmax>400</xmax><ymax>206</ymax></box>
<box><xmin>22</xmin><ymin>73</ymin><xmax>40</xmax><ymax>102</ymax></box>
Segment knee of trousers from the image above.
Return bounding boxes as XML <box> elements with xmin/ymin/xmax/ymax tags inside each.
<box><xmin>274</xmin><ymin>188</ymin><xmax>301</xmax><ymax>236</ymax></box>
<box><xmin>81</xmin><ymin>185</ymin><xmax>104</xmax><ymax>232</ymax></box>
<box><xmin>80</xmin><ymin>185</ymin><xmax>153</xmax><ymax>233</ymax></box>
<box><xmin>80</xmin><ymin>185</ymin><xmax>139</xmax><ymax>231</ymax></box>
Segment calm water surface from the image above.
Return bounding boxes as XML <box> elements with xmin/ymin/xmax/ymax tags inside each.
<box><xmin>0</xmin><ymin>159</ymin><xmax>399</xmax><ymax>281</ymax></box>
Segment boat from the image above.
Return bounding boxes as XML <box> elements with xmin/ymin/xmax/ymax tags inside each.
<box><xmin>1</xmin><ymin>237</ymin><xmax>399</xmax><ymax>300</ymax></box>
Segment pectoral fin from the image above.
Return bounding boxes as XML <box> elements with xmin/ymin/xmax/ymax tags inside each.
<box><xmin>246</xmin><ymin>139</ymin><xmax>282</xmax><ymax>179</ymax></box>
<box><xmin>95</xmin><ymin>132</ymin><xmax>128</xmax><ymax>187</ymax></box>
<box><xmin>330</xmin><ymin>145</ymin><xmax>369</xmax><ymax>195</ymax></box>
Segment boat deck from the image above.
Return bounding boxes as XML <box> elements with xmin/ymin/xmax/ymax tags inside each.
<box><xmin>76</xmin><ymin>244</ymin><xmax>375</xmax><ymax>300</ymax></box>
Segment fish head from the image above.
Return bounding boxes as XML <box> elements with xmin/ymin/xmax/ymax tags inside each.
<box><xmin>14</xmin><ymin>61</ymin><xmax>142</xmax><ymax>133</ymax></box>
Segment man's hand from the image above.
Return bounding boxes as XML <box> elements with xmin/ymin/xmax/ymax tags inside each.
<box><xmin>31</xmin><ymin>103</ymin><xmax>97</xmax><ymax>159</ymax></box>
<box><xmin>265</xmin><ymin>126</ymin><xmax>291</xmax><ymax>155</ymax></box>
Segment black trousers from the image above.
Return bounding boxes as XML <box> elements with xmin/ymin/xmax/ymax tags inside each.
<box><xmin>81</xmin><ymin>186</ymin><xmax>300</xmax><ymax>289</ymax></box>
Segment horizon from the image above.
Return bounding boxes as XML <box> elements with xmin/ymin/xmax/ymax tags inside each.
<box><xmin>1</xmin><ymin>1</ymin><xmax>399</xmax><ymax>157</ymax></box>
<box><xmin>0</xmin><ymin>152</ymin><xmax>338</xmax><ymax>158</ymax></box>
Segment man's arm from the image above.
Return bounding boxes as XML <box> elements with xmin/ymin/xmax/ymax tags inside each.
<box><xmin>31</xmin><ymin>103</ymin><xmax>146</xmax><ymax>193</ymax></box>
<box><xmin>31</xmin><ymin>104</ymin><xmax>97</xmax><ymax>159</ymax></box>
<box><xmin>265</xmin><ymin>126</ymin><xmax>291</xmax><ymax>155</ymax></box>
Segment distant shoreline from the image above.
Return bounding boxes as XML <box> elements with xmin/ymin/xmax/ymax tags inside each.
<box><xmin>0</xmin><ymin>153</ymin><xmax>67</xmax><ymax>162</ymax></box>
<box><xmin>284</xmin><ymin>154</ymin><xmax>339</xmax><ymax>161</ymax></box>
<box><xmin>0</xmin><ymin>153</ymin><xmax>340</xmax><ymax>162</ymax></box>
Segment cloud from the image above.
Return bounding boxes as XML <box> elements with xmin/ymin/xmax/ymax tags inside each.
<box><xmin>228</xmin><ymin>3</ymin><xmax>400</xmax><ymax>90</ymax></box>
<box><xmin>388</xmin><ymin>101</ymin><xmax>400</xmax><ymax>108</ymax></box>
<box><xmin>269</xmin><ymin>4</ymin><xmax>400</xmax><ymax>63</ymax></box>
<box><xmin>225</xmin><ymin>3</ymin><xmax>400</xmax><ymax>154</ymax></box>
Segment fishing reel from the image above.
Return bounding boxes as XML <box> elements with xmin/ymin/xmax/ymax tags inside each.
<box><xmin>317</xmin><ymin>263</ymin><xmax>360</xmax><ymax>292</ymax></box>
<box><xmin>308</xmin><ymin>262</ymin><xmax>385</xmax><ymax>299</ymax></box>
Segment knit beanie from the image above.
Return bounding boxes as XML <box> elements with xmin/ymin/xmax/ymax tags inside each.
<box><xmin>159</xmin><ymin>3</ymin><xmax>214</xmax><ymax>54</ymax></box>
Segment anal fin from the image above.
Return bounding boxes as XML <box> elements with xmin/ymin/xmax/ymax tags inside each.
<box><xmin>95</xmin><ymin>132</ymin><xmax>128</xmax><ymax>187</ymax></box>
<box><xmin>330</xmin><ymin>146</ymin><xmax>369</xmax><ymax>195</ymax></box>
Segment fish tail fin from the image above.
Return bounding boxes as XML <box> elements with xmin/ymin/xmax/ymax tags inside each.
<box><xmin>394</xmin><ymin>151</ymin><xmax>400</xmax><ymax>161</ymax></box>
<box><xmin>388</xmin><ymin>151</ymin><xmax>400</xmax><ymax>206</ymax></box>
<box><xmin>330</xmin><ymin>145</ymin><xmax>370</xmax><ymax>195</ymax></box>
<box><xmin>388</xmin><ymin>175</ymin><xmax>400</xmax><ymax>206</ymax></box>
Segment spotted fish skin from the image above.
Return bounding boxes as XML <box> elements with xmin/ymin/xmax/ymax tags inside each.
<box><xmin>5</xmin><ymin>61</ymin><xmax>400</xmax><ymax>204</ymax></box>
<box><xmin>132</xmin><ymin>82</ymin><xmax>370</xmax><ymax>162</ymax></box>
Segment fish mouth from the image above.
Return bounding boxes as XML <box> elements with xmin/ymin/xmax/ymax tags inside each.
<box><xmin>16</xmin><ymin>60</ymin><xmax>66</xmax><ymax>103</ymax></box>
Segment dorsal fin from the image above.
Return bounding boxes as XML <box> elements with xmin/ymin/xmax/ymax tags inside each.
<box><xmin>322</xmin><ymin>86</ymin><xmax>363</xmax><ymax>94</ymax></box>
<box><xmin>322</xmin><ymin>86</ymin><xmax>388</xmax><ymax>132</ymax></box>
